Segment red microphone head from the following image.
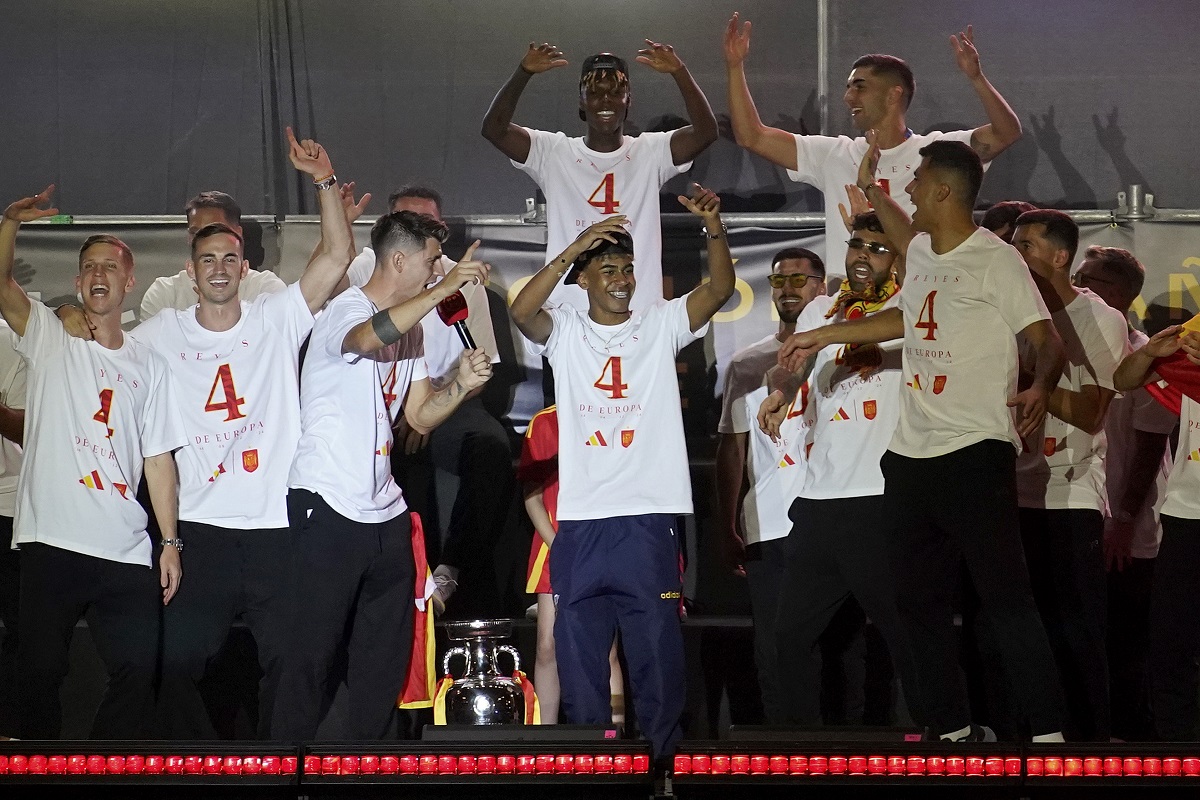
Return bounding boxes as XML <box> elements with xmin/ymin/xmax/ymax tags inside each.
<box><xmin>436</xmin><ymin>290</ymin><xmax>470</xmax><ymax>326</ymax></box>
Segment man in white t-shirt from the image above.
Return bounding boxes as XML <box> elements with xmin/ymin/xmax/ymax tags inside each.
<box><xmin>343</xmin><ymin>186</ymin><xmax>506</xmax><ymax>615</ymax></box>
<box><xmin>140</xmin><ymin>191</ymin><xmax>286</xmax><ymax>320</ymax></box>
<box><xmin>510</xmin><ymin>184</ymin><xmax>733</xmax><ymax>764</ymax></box>
<box><xmin>482</xmin><ymin>42</ymin><xmax>717</xmax><ymax>311</ymax></box>
<box><xmin>1115</xmin><ymin>324</ymin><xmax>1200</xmax><ymax>740</ymax></box>
<box><xmin>760</xmin><ymin>212</ymin><xmax>918</xmax><ymax>727</ymax></box>
<box><xmin>272</xmin><ymin>210</ymin><xmax>492</xmax><ymax>741</ymax></box>
<box><xmin>0</xmin><ymin>320</ymin><xmax>25</xmax><ymax>739</ymax></box>
<box><xmin>1010</xmin><ymin>210</ymin><xmax>1130</xmax><ymax>741</ymax></box>
<box><xmin>780</xmin><ymin>139</ymin><xmax>1068</xmax><ymax>742</ymax></box>
<box><xmin>723</xmin><ymin>14</ymin><xmax>1021</xmax><ymax>280</ymax></box>
<box><xmin>715</xmin><ymin>246</ymin><xmax>824</xmax><ymax>720</ymax></box>
<box><xmin>0</xmin><ymin>186</ymin><xmax>187</xmax><ymax>740</ymax></box>
<box><xmin>127</xmin><ymin>129</ymin><xmax>354</xmax><ymax>740</ymax></box>
<box><xmin>1073</xmin><ymin>246</ymin><xmax>1174</xmax><ymax>741</ymax></box>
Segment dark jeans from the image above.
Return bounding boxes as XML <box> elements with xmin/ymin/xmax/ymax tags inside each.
<box><xmin>774</xmin><ymin>495</ymin><xmax>918</xmax><ymax>727</ymax></box>
<box><xmin>155</xmin><ymin>522</ymin><xmax>290</xmax><ymax>739</ymax></box>
<box><xmin>271</xmin><ymin>490</ymin><xmax>415</xmax><ymax>741</ymax></box>
<box><xmin>1150</xmin><ymin>515</ymin><xmax>1200</xmax><ymax>741</ymax></box>
<box><xmin>881</xmin><ymin>441</ymin><xmax>1065</xmax><ymax>737</ymax></box>
<box><xmin>0</xmin><ymin>515</ymin><xmax>18</xmax><ymax>736</ymax></box>
<box><xmin>1108</xmin><ymin>555</ymin><xmax>1154</xmax><ymax>741</ymax></box>
<box><xmin>1020</xmin><ymin>507</ymin><xmax>1109</xmax><ymax>740</ymax></box>
<box><xmin>18</xmin><ymin>542</ymin><xmax>160</xmax><ymax>739</ymax></box>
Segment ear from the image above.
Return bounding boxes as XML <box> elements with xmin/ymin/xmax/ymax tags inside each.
<box><xmin>390</xmin><ymin>249</ymin><xmax>406</xmax><ymax>275</ymax></box>
<box><xmin>887</xmin><ymin>84</ymin><xmax>904</xmax><ymax>110</ymax></box>
<box><xmin>239</xmin><ymin>260</ymin><xmax>250</xmax><ymax>279</ymax></box>
<box><xmin>1054</xmin><ymin>249</ymin><xmax>1072</xmax><ymax>272</ymax></box>
<box><xmin>935</xmin><ymin>183</ymin><xmax>953</xmax><ymax>203</ymax></box>
<box><xmin>185</xmin><ymin>260</ymin><xmax>196</xmax><ymax>282</ymax></box>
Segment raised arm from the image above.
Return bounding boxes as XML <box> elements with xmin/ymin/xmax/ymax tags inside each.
<box><xmin>1009</xmin><ymin>319</ymin><xmax>1067</xmax><ymax>439</ymax></box>
<box><xmin>285</xmin><ymin>128</ymin><xmax>357</xmax><ymax>313</ymax></box>
<box><xmin>403</xmin><ymin>348</ymin><xmax>493</xmax><ymax>435</ymax></box>
<box><xmin>144</xmin><ymin>451</ymin><xmax>182</xmax><ymax>605</ymax></box>
<box><xmin>481</xmin><ymin>43</ymin><xmax>567</xmax><ymax>163</ymax></box>
<box><xmin>857</xmin><ymin>135</ymin><xmax>916</xmax><ymax>254</ymax></box>
<box><xmin>510</xmin><ymin>216</ymin><xmax>630</xmax><ymax>345</ymax></box>
<box><xmin>950</xmin><ymin>26</ymin><xmax>1022</xmax><ymax>163</ymax></box>
<box><xmin>778</xmin><ymin>308</ymin><xmax>904</xmax><ymax>373</ymax></box>
<box><xmin>636</xmin><ymin>40</ymin><xmax>718</xmax><ymax>165</ymax></box>
<box><xmin>341</xmin><ymin>242</ymin><xmax>490</xmax><ymax>357</ymax></box>
<box><xmin>0</xmin><ymin>186</ymin><xmax>58</xmax><ymax>336</ymax></box>
<box><xmin>723</xmin><ymin>13</ymin><xmax>800</xmax><ymax>169</ymax></box>
<box><xmin>1114</xmin><ymin>325</ymin><xmax>1182</xmax><ymax>390</ymax></box>
<box><xmin>682</xmin><ymin>185</ymin><xmax>734</xmax><ymax>331</ymax></box>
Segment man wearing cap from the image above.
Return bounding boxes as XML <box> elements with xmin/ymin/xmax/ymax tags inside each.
<box><xmin>510</xmin><ymin>184</ymin><xmax>733</xmax><ymax>764</ymax></box>
<box><xmin>482</xmin><ymin>41</ymin><xmax>717</xmax><ymax>312</ymax></box>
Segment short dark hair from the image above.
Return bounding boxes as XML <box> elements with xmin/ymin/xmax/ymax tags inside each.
<box><xmin>1015</xmin><ymin>208</ymin><xmax>1080</xmax><ymax>264</ymax></box>
<box><xmin>852</xmin><ymin>54</ymin><xmax>916</xmax><ymax>109</ymax></box>
<box><xmin>1083</xmin><ymin>245</ymin><xmax>1145</xmax><ymax>296</ymax></box>
<box><xmin>370</xmin><ymin>210</ymin><xmax>449</xmax><ymax>260</ymax></box>
<box><xmin>190</xmin><ymin>223</ymin><xmax>244</xmax><ymax>258</ymax></box>
<box><xmin>771</xmin><ymin>246</ymin><xmax>825</xmax><ymax>277</ymax></box>
<box><xmin>387</xmin><ymin>185</ymin><xmax>443</xmax><ymax>217</ymax></box>
<box><xmin>981</xmin><ymin>200</ymin><xmax>1038</xmax><ymax>233</ymax></box>
<box><xmin>185</xmin><ymin>191</ymin><xmax>241</xmax><ymax>226</ymax></box>
<box><xmin>918</xmin><ymin>140</ymin><xmax>983</xmax><ymax>208</ymax></box>
<box><xmin>849</xmin><ymin>212</ymin><xmax>886</xmax><ymax>236</ymax></box>
<box><xmin>565</xmin><ymin>229</ymin><xmax>635</xmax><ymax>285</ymax></box>
<box><xmin>79</xmin><ymin>234</ymin><xmax>134</xmax><ymax>268</ymax></box>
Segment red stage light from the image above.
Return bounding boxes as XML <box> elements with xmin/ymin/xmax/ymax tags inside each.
<box><xmin>47</xmin><ymin>755</ymin><xmax>66</xmax><ymax>775</ymax></box>
<box><xmin>711</xmin><ymin>755</ymin><xmax>730</xmax><ymax>775</ymax></box>
<box><xmin>1044</xmin><ymin>757</ymin><xmax>1062</xmax><ymax>777</ymax></box>
<box><xmin>145</xmin><ymin>755</ymin><xmax>164</xmax><ymax>774</ymax></box>
<box><xmin>397</xmin><ymin>754</ymin><xmax>417</xmax><ymax>774</ymax></box>
<box><xmin>457</xmin><ymin>755</ymin><xmax>476</xmax><ymax>774</ymax></box>
<box><xmin>516</xmin><ymin>754</ymin><xmax>536</xmax><ymax>774</ymax></box>
<box><xmin>674</xmin><ymin>755</ymin><xmax>691</xmax><ymax>774</ymax></box>
<box><xmin>319</xmin><ymin>755</ymin><xmax>338</xmax><ymax>775</ymax></box>
<box><xmin>730</xmin><ymin>754</ymin><xmax>749</xmax><ymax>774</ymax></box>
<box><xmin>769</xmin><ymin>755</ymin><xmax>789</xmax><ymax>774</ymax></box>
<box><xmin>495</xmin><ymin>754</ymin><xmax>515</xmax><ymax>774</ymax></box>
<box><xmin>1104</xmin><ymin>756</ymin><xmax>1122</xmax><ymax>776</ymax></box>
<box><xmin>1006</xmin><ymin>757</ymin><xmax>1022</xmax><ymax>777</ymax></box>
<box><xmin>125</xmin><ymin>755</ymin><xmax>145</xmax><ymax>774</ymax></box>
<box><xmin>68</xmin><ymin>754</ymin><xmax>87</xmax><ymax>774</ymax></box>
<box><xmin>946</xmin><ymin>756</ymin><xmax>965</xmax><ymax>776</ymax></box>
<box><xmin>264</xmin><ymin>755</ymin><xmax>283</xmax><ymax>774</ymax></box>
<box><xmin>108</xmin><ymin>755</ymin><xmax>127</xmax><ymax>774</ymax></box>
<box><xmin>359</xmin><ymin>755</ymin><xmax>379</xmax><ymax>774</ymax></box>
<box><xmin>27</xmin><ymin>755</ymin><xmax>47</xmax><ymax>775</ymax></box>
<box><xmin>1084</xmin><ymin>756</ymin><xmax>1102</xmax><ymax>776</ymax></box>
<box><xmin>789</xmin><ymin>755</ymin><xmax>808</xmax><ymax>774</ymax></box>
<box><xmin>222</xmin><ymin>756</ymin><xmax>243</xmax><ymax>775</ymax></box>
<box><xmin>439</xmin><ymin>755</ymin><xmax>457</xmax><ymax>775</ymax></box>
<box><xmin>281</xmin><ymin>756</ymin><xmax>298</xmax><ymax>774</ymax></box>
<box><xmin>9</xmin><ymin>755</ymin><xmax>27</xmax><ymax>775</ymax></box>
<box><xmin>1026</xmin><ymin>757</ymin><xmax>1043</xmax><ymax>776</ymax></box>
<box><xmin>926</xmin><ymin>756</ymin><xmax>945</xmax><ymax>775</ymax></box>
<box><xmin>1145</xmin><ymin>757</ymin><xmax>1162</xmax><ymax>776</ymax></box>
<box><xmin>749</xmin><ymin>755</ymin><xmax>768</xmax><ymax>774</ymax></box>
<box><xmin>574</xmin><ymin>755</ymin><xmax>593</xmax><ymax>774</ymax></box>
<box><xmin>554</xmin><ymin>755</ymin><xmax>573</xmax><ymax>774</ymax></box>
<box><xmin>340</xmin><ymin>755</ymin><xmax>359</xmax><ymax>775</ymax></box>
<box><xmin>809</xmin><ymin>756</ymin><xmax>828</xmax><ymax>775</ymax></box>
<box><xmin>828</xmin><ymin>755</ymin><xmax>847</xmax><ymax>775</ymax></box>
<box><xmin>633</xmin><ymin>754</ymin><xmax>650</xmax><ymax>774</ymax></box>
<box><xmin>530</xmin><ymin>754</ymin><xmax>550</xmax><ymax>774</ymax></box>
<box><xmin>202</xmin><ymin>755</ymin><xmax>220</xmax><ymax>775</ymax></box>
<box><xmin>243</xmin><ymin>756</ymin><xmax>262</xmax><ymax>775</ymax></box>
<box><xmin>847</xmin><ymin>755</ymin><xmax>866</xmax><ymax>775</ymax></box>
<box><xmin>690</xmin><ymin>755</ymin><xmax>710</xmax><ymax>774</ymax></box>
<box><xmin>475</xmin><ymin>755</ymin><xmax>495</xmax><ymax>774</ymax></box>
<box><xmin>420</xmin><ymin>754</ymin><xmax>440</xmax><ymax>774</ymax></box>
<box><xmin>966</xmin><ymin>756</ymin><xmax>984</xmax><ymax>776</ymax></box>
<box><xmin>1185</xmin><ymin>757</ymin><xmax>1200</xmax><ymax>776</ymax></box>
<box><xmin>1063</xmin><ymin>758</ymin><xmax>1082</xmax><ymax>777</ymax></box>
<box><xmin>984</xmin><ymin>756</ymin><xmax>1003</xmax><ymax>776</ymax></box>
<box><xmin>303</xmin><ymin>755</ymin><xmax>320</xmax><ymax>775</ymax></box>
<box><xmin>906</xmin><ymin>756</ymin><xmax>926</xmax><ymax>776</ymax></box>
<box><xmin>1163</xmin><ymin>757</ymin><xmax>1182</xmax><ymax>776</ymax></box>
<box><xmin>887</xmin><ymin>756</ymin><xmax>905</xmax><ymax>776</ymax></box>
<box><xmin>0</xmin><ymin>755</ymin><xmax>8</xmax><ymax>775</ymax></box>
<box><xmin>1124</xmin><ymin>757</ymin><xmax>1143</xmax><ymax>776</ymax></box>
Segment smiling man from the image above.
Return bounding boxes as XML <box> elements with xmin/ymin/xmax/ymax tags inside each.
<box><xmin>723</xmin><ymin>13</ymin><xmax>1021</xmax><ymax>279</ymax></box>
<box><xmin>0</xmin><ymin>186</ymin><xmax>187</xmax><ymax>740</ymax></box>
<box><xmin>482</xmin><ymin>40</ymin><xmax>717</xmax><ymax>311</ymax></box>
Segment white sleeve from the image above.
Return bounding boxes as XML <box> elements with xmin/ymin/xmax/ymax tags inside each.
<box><xmin>785</xmin><ymin>135</ymin><xmax>842</xmax><ymax>186</ymax></box>
<box><xmin>12</xmin><ymin>300</ymin><xmax>68</xmax><ymax>366</ymax></box>
<box><xmin>140</xmin><ymin>357</ymin><xmax>189</xmax><ymax>457</ymax></box>
<box><xmin>260</xmin><ymin>282</ymin><xmax>315</xmax><ymax>349</ymax></box>
<box><xmin>537</xmin><ymin>305</ymin><xmax>572</xmax><ymax>359</ymax></box>
<box><xmin>139</xmin><ymin>274</ymin><xmax>186</xmax><ymax>320</ymax></box>
<box><xmin>718</xmin><ymin>359</ymin><xmax>754</xmax><ymax>435</ymax></box>
<box><xmin>347</xmin><ymin>248</ymin><xmax>375</xmax><ymax>289</ymax></box>
<box><xmin>668</xmin><ymin>294</ymin><xmax>706</xmax><ymax>350</ymax></box>
<box><xmin>653</xmin><ymin>131</ymin><xmax>690</xmax><ymax>180</ymax></box>
<box><xmin>240</xmin><ymin>269</ymin><xmax>287</xmax><ymax>301</ymax></box>
<box><xmin>511</xmin><ymin>127</ymin><xmax>560</xmax><ymax>179</ymax></box>
<box><xmin>985</xmin><ymin>250</ymin><xmax>1051</xmax><ymax>335</ymax></box>
<box><xmin>931</xmin><ymin>129</ymin><xmax>992</xmax><ymax>171</ymax></box>
<box><xmin>1078</xmin><ymin>307</ymin><xmax>1132</xmax><ymax>391</ymax></box>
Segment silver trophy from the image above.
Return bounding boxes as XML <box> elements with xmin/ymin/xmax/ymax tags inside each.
<box><xmin>441</xmin><ymin>619</ymin><xmax>528</xmax><ymax>725</ymax></box>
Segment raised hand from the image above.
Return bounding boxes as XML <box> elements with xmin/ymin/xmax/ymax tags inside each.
<box><xmin>856</xmin><ymin>130</ymin><xmax>882</xmax><ymax>190</ymax></box>
<box><xmin>756</xmin><ymin>389</ymin><xmax>789</xmax><ymax>442</ymax></box>
<box><xmin>521</xmin><ymin>42</ymin><xmax>568</xmax><ymax>74</ymax></box>
<box><xmin>4</xmin><ymin>185</ymin><xmax>59</xmax><ymax>223</ymax></box>
<box><xmin>677</xmin><ymin>183</ymin><xmax>721</xmax><ymax>223</ymax></box>
<box><xmin>838</xmin><ymin>183</ymin><xmax>870</xmax><ymax>233</ymax></box>
<box><xmin>441</xmin><ymin>240</ymin><xmax>491</xmax><ymax>294</ymax></box>
<box><xmin>456</xmin><ymin>348</ymin><xmax>493</xmax><ymax>392</ymax></box>
<box><xmin>723</xmin><ymin>12</ymin><xmax>752</xmax><ymax>67</ymax></box>
<box><xmin>778</xmin><ymin>329</ymin><xmax>825</xmax><ymax>373</ymax></box>
<box><xmin>949</xmin><ymin>24</ymin><xmax>982</xmax><ymax>80</ymax></box>
<box><xmin>1181</xmin><ymin>330</ymin><xmax>1200</xmax><ymax>365</ymax></box>
<box><xmin>636</xmin><ymin>39</ymin><xmax>683</xmax><ymax>74</ymax></box>
<box><xmin>1007</xmin><ymin>385</ymin><xmax>1049</xmax><ymax>440</ymax></box>
<box><xmin>286</xmin><ymin>126</ymin><xmax>334</xmax><ymax>179</ymax></box>
<box><xmin>339</xmin><ymin>181</ymin><xmax>372</xmax><ymax>223</ymax></box>
<box><xmin>1141</xmin><ymin>324</ymin><xmax>1183</xmax><ymax>359</ymax></box>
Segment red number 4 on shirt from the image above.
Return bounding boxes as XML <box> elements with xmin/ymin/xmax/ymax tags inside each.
<box><xmin>594</xmin><ymin>356</ymin><xmax>628</xmax><ymax>399</ymax></box>
<box><xmin>915</xmin><ymin>291</ymin><xmax>938</xmax><ymax>341</ymax></box>
<box><xmin>587</xmin><ymin>174</ymin><xmax>620</xmax><ymax>215</ymax></box>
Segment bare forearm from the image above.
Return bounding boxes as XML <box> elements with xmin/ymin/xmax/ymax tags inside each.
<box><xmin>820</xmin><ymin>307</ymin><xmax>904</xmax><ymax>346</ymax></box>
<box><xmin>343</xmin><ymin>283</ymin><xmax>447</xmax><ymax>356</ymax></box>
<box><xmin>524</xmin><ymin>492</ymin><xmax>557</xmax><ymax>547</ymax></box>
<box><xmin>1031</xmin><ymin>335</ymin><xmax>1067</xmax><ymax>395</ymax></box>
<box><xmin>861</xmin><ymin>183</ymin><xmax>914</xmax><ymax>252</ymax></box>
<box><xmin>0</xmin><ymin>405</ymin><xmax>23</xmax><ymax>446</ymax></box>
<box><xmin>408</xmin><ymin>377</ymin><xmax>473</xmax><ymax>433</ymax></box>
<box><xmin>300</xmin><ymin>181</ymin><xmax>355</xmax><ymax>311</ymax></box>
<box><xmin>970</xmin><ymin>75</ymin><xmax>1022</xmax><ymax>160</ymax></box>
<box><xmin>0</xmin><ymin>219</ymin><xmax>31</xmax><ymax>335</ymax></box>
<box><xmin>715</xmin><ymin>434</ymin><xmax>747</xmax><ymax>535</ymax></box>
<box><xmin>1116</xmin><ymin>430</ymin><xmax>1170</xmax><ymax>517</ymax></box>
<box><xmin>1114</xmin><ymin>349</ymin><xmax>1157</xmax><ymax>391</ymax></box>
<box><xmin>144</xmin><ymin>453</ymin><xmax>179</xmax><ymax>540</ymax></box>
<box><xmin>725</xmin><ymin>64</ymin><xmax>795</xmax><ymax>167</ymax></box>
<box><xmin>1048</xmin><ymin>386</ymin><xmax>1108</xmax><ymax>435</ymax></box>
<box><xmin>672</xmin><ymin>66</ymin><xmax>718</xmax><ymax>151</ymax></box>
<box><xmin>481</xmin><ymin>67</ymin><xmax>532</xmax><ymax>141</ymax></box>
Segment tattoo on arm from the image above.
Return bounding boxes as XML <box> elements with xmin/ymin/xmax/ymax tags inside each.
<box><xmin>370</xmin><ymin>309</ymin><xmax>402</xmax><ymax>346</ymax></box>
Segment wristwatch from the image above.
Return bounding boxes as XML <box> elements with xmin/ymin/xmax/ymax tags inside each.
<box><xmin>313</xmin><ymin>173</ymin><xmax>337</xmax><ymax>191</ymax></box>
<box><xmin>704</xmin><ymin>223</ymin><xmax>728</xmax><ymax>240</ymax></box>
<box><xmin>161</xmin><ymin>538</ymin><xmax>185</xmax><ymax>553</ymax></box>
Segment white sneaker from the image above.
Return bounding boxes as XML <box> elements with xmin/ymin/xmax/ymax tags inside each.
<box><xmin>431</xmin><ymin>570</ymin><xmax>458</xmax><ymax>616</ymax></box>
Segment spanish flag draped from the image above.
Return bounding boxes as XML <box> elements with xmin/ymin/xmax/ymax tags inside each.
<box><xmin>1145</xmin><ymin>315</ymin><xmax>1200</xmax><ymax>415</ymax></box>
<box><xmin>398</xmin><ymin>512</ymin><xmax>437</xmax><ymax>709</ymax></box>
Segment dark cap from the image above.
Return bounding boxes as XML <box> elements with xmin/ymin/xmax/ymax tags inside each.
<box><xmin>580</xmin><ymin>53</ymin><xmax>629</xmax><ymax>84</ymax></box>
<box><xmin>564</xmin><ymin>228</ymin><xmax>635</xmax><ymax>285</ymax></box>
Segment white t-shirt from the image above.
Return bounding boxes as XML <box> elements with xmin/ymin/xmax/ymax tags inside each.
<box><xmin>132</xmin><ymin>284</ymin><xmax>313</xmax><ymax>529</ymax></box>
<box><xmin>13</xmin><ymin>301</ymin><xmax>187</xmax><ymax>566</ymax></box>
<box><xmin>1160</xmin><ymin>394</ymin><xmax>1200</xmax><ymax>521</ymax></box>
<box><xmin>288</xmin><ymin>287</ymin><xmax>427</xmax><ymax>524</ymax></box>
<box><xmin>1104</xmin><ymin>329</ymin><xmax>1176</xmax><ymax>557</ymax></box>
<box><xmin>890</xmin><ymin>228</ymin><xmax>1051</xmax><ymax>459</ymax></box>
<box><xmin>718</xmin><ymin>335</ymin><xmax>811</xmax><ymax>545</ymax></box>
<box><xmin>1015</xmin><ymin>289</ymin><xmax>1130</xmax><ymax>511</ymax></box>
<box><xmin>0</xmin><ymin>321</ymin><xmax>26</xmax><ymax>517</ymax></box>
<box><xmin>798</xmin><ymin>294</ymin><xmax>903</xmax><ymax>498</ymax></box>
<box><xmin>533</xmin><ymin>297</ymin><xmax>706</xmax><ymax>520</ymax></box>
<box><xmin>786</xmin><ymin>130</ymin><xmax>979</xmax><ymax>279</ymax></box>
<box><xmin>346</xmin><ymin>247</ymin><xmax>498</xmax><ymax>388</ymax></box>
<box><xmin>140</xmin><ymin>268</ymin><xmax>287</xmax><ymax>320</ymax></box>
<box><xmin>514</xmin><ymin>129</ymin><xmax>689</xmax><ymax>313</ymax></box>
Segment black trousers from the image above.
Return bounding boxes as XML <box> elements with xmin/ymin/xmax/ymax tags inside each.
<box><xmin>1108</xmin><ymin>555</ymin><xmax>1154</xmax><ymax>741</ymax></box>
<box><xmin>17</xmin><ymin>542</ymin><xmax>160</xmax><ymax>740</ymax></box>
<box><xmin>0</xmin><ymin>515</ymin><xmax>19</xmax><ymax>736</ymax></box>
<box><xmin>881</xmin><ymin>440</ymin><xmax>1065</xmax><ymax>737</ymax></box>
<box><xmin>744</xmin><ymin>537</ymin><xmax>787</xmax><ymax>720</ymax></box>
<box><xmin>774</xmin><ymin>495</ymin><xmax>919</xmax><ymax>726</ymax></box>
<box><xmin>1149</xmin><ymin>515</ymin><xmax>1200</xmax><ymax>741</ymax></box>
<box><xmin>155</xmin><ymin>522</ymin><xmax>290</xmax><ymax>739</ymax></box>
<box><xmin>1020</xmin><ymin>507</ymin><xmax>1109</xmax><ymax>741</ymax></box>
<box><xmin>271</xmin><ymin>490</ymin><xmax>415</xmax><ymax>741</ymax></box>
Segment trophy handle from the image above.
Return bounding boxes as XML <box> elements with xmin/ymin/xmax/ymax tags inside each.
<box><xmin>494</xmin><ymin>644</ymin><xmax>521</xmax><ymax>674</ymax></box>
<box><xmin>442</xmin><ymin>646</ymin><xmax>470</xmax><ymax>678</ymax></box>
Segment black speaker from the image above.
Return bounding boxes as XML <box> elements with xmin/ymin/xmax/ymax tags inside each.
<box><xmin>421</xmin><ymin>724</ymin><xmax>622</xmax><ymax>742</ymax></box>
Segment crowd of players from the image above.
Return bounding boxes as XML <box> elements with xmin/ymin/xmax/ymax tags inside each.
<box><xmin>0</xmin><ymin>12</ymin><xmax>1198</xmax><ymax>770</ymax></box>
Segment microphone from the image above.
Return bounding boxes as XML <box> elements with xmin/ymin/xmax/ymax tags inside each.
<box><xmin>436</xmin><ymin>290</ymin><xmax>476</xmax><ymax>350</ymax></box>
